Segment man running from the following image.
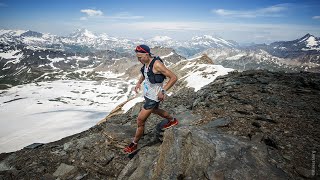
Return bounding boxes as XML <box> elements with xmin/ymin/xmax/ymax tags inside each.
<box><xmin>124</xmin><ymin>44</ymin><xmax>179</xmax><ymax>154</ymax></box>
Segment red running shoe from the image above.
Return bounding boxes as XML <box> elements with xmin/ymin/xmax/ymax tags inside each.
<box><xmin>162</xmin><ymin>118</ymin><xmax>179</xmax><ymax>130</ymax></box>
<box><xmin>124</xmin><ymin>142</ymin><xmax>138</xmax><ymax>154</ymax></box>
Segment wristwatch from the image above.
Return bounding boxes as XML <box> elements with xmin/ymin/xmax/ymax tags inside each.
<box><xmin>161</xmin><ymin>89</ymin><xmax>166</xmax><ymax>95</ymax></box>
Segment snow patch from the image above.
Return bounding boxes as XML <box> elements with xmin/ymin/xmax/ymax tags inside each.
<box><xmin>160</xmin><ymin>52</ymin><xmax>174</xmax><ymax>58</ymax></box>
<box><xmin>150</xmin><ymin>36</ymin><xmax>172</xmax><ymax>42</ymax></box>
<box><xmin>83</xmin><ymin>29</ymin><xmax>96</xmax><ymax>38</ymax></box>
<box><xmin>2</xmin><ymin>66</ymin><xmax>10</xmax><ymax>70</ymax></box>
<box><xmin>182</xmin><ymin>64</ymin><xmax>234</xmax><ymax>91</ymax></box>
<box><xmin>3</xmin><ymin>52</ymin><xmax>24</xmax><ymax>66</ymax></box>
<box><xmin>0</xmin><ymin>50</ymin><xmax>22</xmax><ymax>59</ymax></box>
<box><xmin>306</xmin><ymin>36</ymin><xmax>318</xmax><ymax>47</ymax></box>
<box><xmin>67</xmin><ymin>56</ymin><xmax>89</xmax><ymax>61</ymax></box>
<box><xmin>46</xmin><ymin>55</ymin><xmax>65</xmax><ymax>62</ymax></box>
<box><xmin>122</xmin><ymin>96</ymin><xmax>144</xmax><ymax>113</ymax></box>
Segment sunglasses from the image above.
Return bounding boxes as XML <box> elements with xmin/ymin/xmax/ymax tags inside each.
<box><xmin>135</xmin><ymin>46</ymin><xmax>149</xmax><ymax>54</ymax></box>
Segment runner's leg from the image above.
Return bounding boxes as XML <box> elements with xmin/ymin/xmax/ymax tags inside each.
<box><xmin>152</xmin><ymin>108</ymin><xmax>174</xmax><ymax>121</ymax></box>
<box><xmin>133</xmin><ymin>107</ymin><xmax>153</xmax><ymax>143</ymax></box>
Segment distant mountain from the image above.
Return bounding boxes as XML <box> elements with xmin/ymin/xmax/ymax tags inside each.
<box><xmin>0</xmin><ymin>29</ymin><xmax>239</xmax><ymax>56</ymax></box>
<box><xmin>270</xmin><ymin>33</ymin><xmax>320</xmax><ymax>52</ymax></box>
<box><xmin>189</xmin><ymin>35</ymin><xmax>238</xmax><ymax>48</ymax></box>
<box><xmin>192</xmin><ymin>34</ymin><xmax>320</xmax><ymax>72</ymax></box>
<box><xmin>62</xmin><ymin>29</ymin><xmax>97</xmax><ymax>45</ymax></box>
<box><xmin>0</xmin><ymin>39</ymin><xmax>186</xmax><ymax>86</ymax></box>
<box><xmin>167</xmin><ymin>35</ymin><xmax>237</xmax><ymax>58</ymax></box>
<box><xmin>0</xmin><ymin>39</ymin><xmax>134</xmax><ymax>85</ymax></box>
<box><xmin>0</xmin><ymin>29</ymin><xmax>61</xmax><ymax>48</ymax></box>
<box><xmin>200</xmin><ymin>47</ymin><xmax>320</xmax><ymax>72</ymax></box>
<box><xmin>248</xmin><ymin>34</ymin><xmax>320</xmax><ymax>65</ymax></box>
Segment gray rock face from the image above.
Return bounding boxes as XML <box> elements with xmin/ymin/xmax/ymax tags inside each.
<box><xmin>53</xmin><ymin>163</ymin><xmax>76</xmax><ymax>177</ymax></box>
<box><xmin>150</xmin><ymin>46</ymin><xmax>186</xmax><ymax>66</ymax></box>
<box><xmin>119</xmin><ymin>126</ymin><xmax>288</xmax><ymax>180</ymax></box>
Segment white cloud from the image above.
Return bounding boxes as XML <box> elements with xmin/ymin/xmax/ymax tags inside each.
<box><xmin>80</xmin><ymin>9</ymin><xmax>103</xmax><ymax>17</ymax></box>
<box><xmin>312</xmin><ymin>16</ymin><xmax>320</xmax><ymax>20</ymax></box>
<box><xmin>212</xmin><ymin>4</ymin><xmax>290</xmax><ymax>18</ymax></box>
<box><xmin>79</xmin><ymin>10</ymin><xmax>143</xmax><ymax>20</ymax></box>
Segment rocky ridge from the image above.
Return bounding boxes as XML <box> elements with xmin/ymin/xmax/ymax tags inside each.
<box><xmin>0</xmin><ymin>70</ymin><xmax>319</xmax><ymax>179</ymax></box>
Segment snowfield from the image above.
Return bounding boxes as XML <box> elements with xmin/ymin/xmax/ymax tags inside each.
<box><xmin>0</xmin><ymin>72</ymin><xmax>136</xmax><ymax>153</ymax></box>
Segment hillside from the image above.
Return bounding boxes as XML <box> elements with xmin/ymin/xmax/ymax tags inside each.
<box><xmin>0</xmin><ymin>70</ymin><xmax>319</xmax><ymax>179</ymax></box>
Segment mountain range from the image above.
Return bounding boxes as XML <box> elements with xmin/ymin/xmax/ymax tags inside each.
<box><xmin>1</xmin><ymin>28</ymin><xmax>320</xmax><ymax>87</ymax></box>
<box><xmin>0</xmin><ymin>29</ymin><xmax>239</xmax><ymax>55</ymax></box>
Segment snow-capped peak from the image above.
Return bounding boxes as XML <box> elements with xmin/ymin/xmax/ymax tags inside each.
<box><xmin>190</xmin><ymin>35</ymin><xmax>236</xmax><ymax>48</ymax></box>
<box><xmin>70</xmin><ymin>29</ymin><xmax>97</xmax><ymax>39</ymax></box>
<box><xmin>99</xmin><ymin>33</ymin><xmax>111</xmax><ymax>40</ymax></box>
<box><xmin>298</xmin><ymin>33</ymin><xmax>313</xmax><ymax>43</ymax></box>
<box><xmin>149</xmin><ymin>36</ymin><xmax>172</xmax><ymax>42</ymax></box>
<box><xmin>192</xmin><ymin>35</ymin><xmax>219</xmax><ymax>41</ymax></box>
<box><xmin>0</xmin><ymin>29</ymin><xmax>27</xmax><ymax>37</ymax></box>
<box><xmin>294</xmin><ymin>33</ymin><xmax>320</xmax><ymax>50</ymax></box>
<box><xmin>83</xmin><ymin>29</ymin><xmax>96</xmax><ymax>39</ymax></box>
<box><xmin>20</xmin><ymin>30</ymin><xmax>43</xmax><ymax>37</ymax></box>
<box><xmin>306</xmin><ymin>36</ymin><xmax>318</xmax><ymax>47</ymax></box>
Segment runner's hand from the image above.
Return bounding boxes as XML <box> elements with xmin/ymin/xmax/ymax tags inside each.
<box><xmin>157</xmin><ymin>92</ymin><xmax>165</xmax><ymax>101</ymax></box>
<box><xmin>134</xmin><ymin>84</ymin><xmax>141</xmax><ymax>94</ymax></box>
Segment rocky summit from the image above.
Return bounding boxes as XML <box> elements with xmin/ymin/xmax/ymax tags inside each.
<box><xmin>0</xmin><ymin>70</ymin><xmax>320</xmax><ymax>179</ymax></box>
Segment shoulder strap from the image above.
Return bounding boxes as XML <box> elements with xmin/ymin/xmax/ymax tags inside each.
<box><xmin>140</xmin><ymin>64</ymin><xmax>145</xmax><ymax>77</ymax></box>
<box><xmin>141</xmin><ymin>57</ymin><xmax>164</xmax><ymax>79</ymax></box>
<box><xmin>149</xmin><ymin>56</ymin><xmax>163</xmax><ymax>71</ymax></box>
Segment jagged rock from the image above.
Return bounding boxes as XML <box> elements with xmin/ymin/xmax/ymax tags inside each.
<box><xmin>175</xmin><ymin>110</ymin><xmax>202</xmax><ymax>127</ymax></box>
<box><xmin>252</xmin><ymin>122</ymin><xmax>261</xmax><ymax>128</ymax></box>
<box><xmin>24</xmin><ymin>143</ymin><xmax>45</xmax><ymax>149</ymax></box>
<box><xmin>151</xmin><ymin>46</ymin><xmax>186</xmax><ymax>65</ymax></box>
<box><xmin>41</xmin><ymin>173</ymin><xmax>55</xmax><ymax>180</ymax></box>
<box><xmin>151</xmin><ymin>127</ymin><xmax>288</xmax><ymax>179</ymax></box>
<box><xmin>104</xmin><ymin>123</ymin><xmax>136</xmax><ymax>142</ymax></box>
<box><xmin>118</xmin><ymin>145</ymin><xmax>160</xmax><ymax>180</ymax></box>
<box><xmin>255</xmin><ymin>115</ymin><xmax>277</xmax><ymax>123</ymax></box>
<box><xmin>282</xmin><ymin>155</ymin><xmax>291</xmax><ymax>161</ymax></box>
<box><xmin>251</xmin><ymin>133</ymin><xmax>264</xmax><ymax>143</ymax></box>
<box><xmin>204</xmin><ymin>117</ymin><xmax>232</xmax><ymax>129</ymax></box>
<box><xmin>295</xmin><ymin>166</ymin><xmax>313</xmax><ymax>178</ymax></box>
<box><xmin>197</xmin><ymin>54</ymin><xmax>214</xmax><ymax>64</ymax></box>
<box><xmin>129</xmin><ymin>102</ymin><xmax>142</xmax><ymax>118</ymax></box>
<box><xmin>0</xmin><ymin>84</ymin><xmax>12</xmax><ymax>90</ymax></box>
<box><xmin>53</xmin><ymin>163</ymin><xmax>76</xmax><ymax>177</ymax></box>
<box><xmin>0</xmin><ymin>162</ymin><xmax>12</xmax><ymax>172</ymax></box>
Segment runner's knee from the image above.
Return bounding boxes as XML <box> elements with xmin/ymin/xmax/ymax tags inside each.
<box><xmin>137</xmin><ymin>118</ymin><xmax>145</xmax><ymax>127</ymax></box>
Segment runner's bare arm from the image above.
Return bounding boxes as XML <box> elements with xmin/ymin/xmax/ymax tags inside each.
<box><xmin>137</xmin><ymin>75</ymin><xmax>145</xmax><ymax>84</ymax></box>
<box><xmin>135</xmin><ymin>75</ymin><xmax>145</xmax><ymax>93</ymax></box>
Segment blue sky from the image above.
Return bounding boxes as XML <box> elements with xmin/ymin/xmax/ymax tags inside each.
<box><xmin>0</xmin><ymin>0</ymin><xmax>320</xmax><ymax>43</ymax></box>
